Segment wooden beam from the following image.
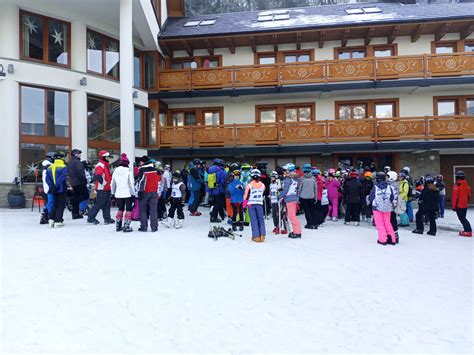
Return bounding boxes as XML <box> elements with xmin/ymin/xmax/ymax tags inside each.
<box><xmin>341</xmin><ymin>28</ymin><xmax>350</xmax><ymax>48</ymax></box>
<box><xmin>273</xmin><ymin>34</ymin><xmax>278</xmax><ymax>52</ymax></box>
<box><xmin>250</xmin><ymin>36</ymin><xmax>257</xmax><ymax>53</ymax></box>
<box><xmin>435</xmin><ymin>22</ymin><xmax>451</xmax><ymax>41</ymax></box>
<box><xmin>388</xmin><ymin>25</ymin><xmax>400</xmax><ymax>44</ymax></box>
<box><xmin>161</xmin><ymin>42</ymin><xmax>173</xmax><ymax>58</ymax></box>
<box><xmin>460</xmin><ymin>23</ymin><xmax>474</xmax><ymax>40</ymax></box>
<box><xmin>318</xmin><ymin>30</ymin><xmax>325</xmax><ymax>49</ymax></box>
<box><xmin>227</xmin><ymin>37</ymin><xmax>235</xmax><ymax>54</ymax></box>
<box><xmin>411</xmin><ymin>23</ymin><xmax>425</xmax><ymax>43</ymax></box>
<box><xmin>181</xmin><ymin>40</ymin><xmax>193</xmax><ymax>56</ymax></box>
<box><xmin>296</xmin><ymin>32</ymin><xmax>302</xmax><ymax>50</ymax></box>
<box><xmin>203</xmin><ymin>38</ymin><xmax>214</xmax><ymax>56</ymax></box>
<box><xmin>364</xmin><ymin>27</ymin><xmax>375</xmax><ymax>46</ymax></box>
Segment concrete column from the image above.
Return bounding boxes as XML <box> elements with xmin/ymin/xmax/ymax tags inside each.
<box><xmin>119</xmin><ymin>0</ymin><xmax>135</xmax><ymax>160</ymax></box>
<box><xmin>71</xmin><ymin>21</ymin><xmax>87</xmax><ymax>72</ymax></box>
<box><xmin>0</xmin><ymin>3</ymin><xmax>19</xmax><ymax>59</ymax></box>
<box><xmin>0</xmin><ymin>79</ymin><xmax>20</xmax><ymax>183</ymax></box>
<box><xmin>71</xmin><ymin>90</ymin><xmax>88</xmax><ymax>155</ymax></box>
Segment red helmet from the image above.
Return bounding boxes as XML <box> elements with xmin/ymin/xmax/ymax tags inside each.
<box><xmin>99</xmin><ymin>150</ymin><xmax>110</xmax><ymax>159</ymax></box>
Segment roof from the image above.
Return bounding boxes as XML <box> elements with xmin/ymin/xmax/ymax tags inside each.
<box><xmin>160</xmin><ymin>2</ymin><xmax>474</xmax><ymax>39</ymax></box>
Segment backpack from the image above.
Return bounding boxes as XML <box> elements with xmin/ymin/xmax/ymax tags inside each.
<box><xmin>372</xmin><ymin>185</ymin><xmax>395</xmax><ymax>212</ymax></box>
<box><xmin>208</xmin><ymin>172</ymin><xmax>217</xmax><ymax>189</ymax></box>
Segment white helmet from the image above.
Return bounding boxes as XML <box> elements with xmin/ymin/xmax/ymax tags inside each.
<box><xmin>250</xmin><ymin>168</ymin><xmax>261</xmax><ymax>179</ymax></box>
<box><xmin>387</xmin><ymin>171</ymin><xmax>398</xmax><ymax>182</ymax></box>
<box><xmin>403</xmin><ymin>166</ymin><xmax>411</xmax><ymax>173</ymax></box>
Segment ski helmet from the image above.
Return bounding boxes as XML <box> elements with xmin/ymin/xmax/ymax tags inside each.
<box><xmin>302</xmin><ymin>163</ymin><xmax>312</xmax><ymax>173</ymax></box>
<box><xmin>425</xmin><ymin>176</ymin><xmax>435</xmax><ymax>184</ymax></box>
<box><xmin>230</xmin><ymin>162</ymin><xmax>240</xmax><ymax>171</ymax></box>
<box><xmin>375</xmin><ymin>171</ymin><xmax>386</xmax><ymax>182</ymax></box>
<box><xmin>402</xmin><ymin>166</ymin><xmax>411</xmax><ymax>174</ymax></box>
<box><xmin>436</xmin><ymin>174</ymin><xmax>443</xmax><ymax>181</ymax></box>
<box><xmin>349</xmin><ymin>169</ymin><xmax>359</xmax><ymax>178</ymax></box>
<box><xmin>250</xmin><ymin>168</ymin><xmax>261</xmax><ymax>180</ymax></box>
<box><xmin>364</xmin><ymin>171</ymin><xmax>373</xmax><ymax>180</ymax></box>
<box><xmin>328</xmin><ymin>168</ymin><xmax>336</xmax><ymax>176</ymax></box>
<box><xmin>172</xmin><ymin>172</ymin><xmax>180</xmax><ymax>179</ymax></box>
<box><xmin>53</xmin><ymin>151</ymin><xmax>65</xmax><ymax>159</ymax></box>
<box><xmin>399</xmin><ymin>172</ymin><xmax>407</xmax><ymax>179</ymax></box>
<box><xmin>71</xmin><ymin>149</ymin><xmax>82</xmax><ymax>157</ymax></box>
<box><xmin>384</xmin><ymin>166</ymin><xmax>391</xmax><ymax>173</ymax></box>
<box><xmin>99</xmin><ymin>150</ymin><xmax>110</xmax><ymax>159</ymax></box>
<box><xmin>387</xmin><ymin>171</ymin><xmax>398</xmax><ymax>182</ymax></box>
<box><xmin>46</xmin><ymin>151</ymin><xmax>55</xmax><ymax>163</ymax></box>
<box><xmin>233</xmin><ymin>169</ymin><xmax>241</xmax><ymax>176</ymax></box>
<box><xmin>311</xmin><ymin>168</ymin><xmax>320</xmax><ymax>176</ymax></box>
<box><xmin>241</xmin><ymin>163</ymin><xmax>251</xmax><ymax>171</ymax></box>
<box><xmin>455</xmin><ymin>170</ymin><xmax>465</xmax><ymax>180</ymax></box>
<box><xmin>270</xmin><ymin>171</ymin><xmax>278</xmax><ymax>178</ymax></box>
<box><xmin>284</xmin><ymin>163</ymin><xmax>295</xmax><ymax>172</ymax></box>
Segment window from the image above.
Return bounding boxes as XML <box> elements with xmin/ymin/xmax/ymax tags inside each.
<box><xmin>431</xmin><ymin>40</ymin><xmax>471</xmax><ymax>54</ymax></box>
<box><xmin>21</xmin><ymin>86</ymin><xmax>69</xmax><ymax>137</ymax></box>
<box><xmin>146</xmin><ymin>109</ymin><xmax>157</xmax><ymax>146</ymax></box>
<box><xmin>87</xmin><ymin>30</ymin><xmax>119</xmax><ymax>79</ymax></box>
<box><xmin>434</xmin><ymin>43</ymin><xmax>455</xmax><ymax>54</ymax></box>
<box><xmin>335</xmin><ymin>45</ymin><xmax>397</xmax><ymax>59</ymax></box>
<box><xmin>256</xmin><ymin>50</ymin><xmax>314</xmax><ymax>65</ymax></box>
<box><xmin>168</xmin><ymin>107</ymin><xmax>224</xmax><ymax>126</ymax></box>
<box><xmin>337</xmin><ymin>48</ymin><xmax>366</xmax><ymax>60</ymax></box>
<box><xmin>20</xmin><ymin>11</ymin><xmax>70</xmax><ymax>67</ymax></box>
<box><xmin>168</xmin><ymin>55</ymin><xmax>222</xmax><ymax>69</ymax></box>
<box><xmin>434</xmin><ymin>96</ymin><xmax>474</xmax><ymax>116</ymax></box>
<box><xmin>144</xmin><ymin>52</ymin><xmax>157</xmax><ymax>89</ymax></box>
<box><xmin>256</xmin><ymin>103</ymin><xmax>315</xmax><ymax>123</ymax></box>
<box><xmin>20</xmin><ymin>143</ymin><xmax>70</xmax><ymax>182</ymax></box>
<box><xmin>336</xmin><ymin>99</ymin><xmax>398</xmax><ymax>119</ymax></box>
<box><xmin>284</xmin><ymin>51</ymin><xmax>311</xmax><ymax>63</ymax></box>
<box><xmin>204</xmin><ymin>110</ymin><xmax>221</xmax><ymax>125</ymax></box>
<box><xmin>134</xmin><ymin>50</ymin><xmax>142</xmax><ymax>88</ymax></box>
<box><xmin>87</xmin><ymin>96</ymin><xmax>120</xmax><ymax>150</ymax></box>
<box><xmin>465</xmin><ymin>41</ymin><xmax>474</xmax><ymax>52</ymax></box>
<box><xmin>258</xmin><ymin>55</ymin><xmax>276</xmax><ymax>65</ymax></box>
<box><xmin>134</xmin><ymin>107</ymin><xmax>142</xmax><ymax>146</ymax></box>
<box><xmin>258</xmin><ymin>10</ymin><xmax>290</xmax><ymax>22</ymax></box>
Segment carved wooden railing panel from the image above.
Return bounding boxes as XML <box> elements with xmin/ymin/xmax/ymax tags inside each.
<box><xmin>280</xmin><ymin>121</ymin><xmax>326</xmax><ymax>143</ymax></box>
<box><xmin>159</xmin><ymin>127</ymin><xmax>192</xmax><ymax>147</ymax></box>
<box><xmin>234</xmin><ymin>65</ymin><xmax>279</xmax><ymax>87</ymax></box>
<box><xmin>235</xmin><ymin>124</ymin><xmax>278</xmax><ymax>145</ymax></box>
<box><xmin>192</xmin><ymin>126</ymin><xmax>235</xmax><ymax>146</ymax></box>
<box><xmin>377</xmin><ymin>117</ymin><xmax>427</xmax><ymax>140</ymax></box>
<box><xmin>280</xmin><ymin>63</ymin><xmax>325</xmax><ymax>84</ymax></box>
<box><xmin>429</xmin><ymin>116</ymin><xmax>474</xmax><ymax>138</ymax></box>
<box><xmin>328</xmin><ymin>119</ymin><xmax>375</xmax><ymax>141</ymax></box>
<box><xmin>191</xmin><ymin>68</ymin><xmax>234</xmax><ymax>89</ymax></box>
<box><xmin>376</xmin><ymin>56</ymin><xmax>425</xmax><ymax>79</ymax></box>
<box><xmin>158</xmin><ymin>53</ymin><xmax>474</xmax><ymax>91</ymax></box>
<box><xmin>158</xmin><ymin>70</ymin><xmax>191</xmax><ymax>90</ymax></box>
<box><xmin>326</xmin><ymin>59</ymin><xmax>374</xmax><ymax>81</ymax></box>
<box><xmin>427</xmin><ymin>53</ymin><xmax>474</xmax><ymax>76</ymax></box>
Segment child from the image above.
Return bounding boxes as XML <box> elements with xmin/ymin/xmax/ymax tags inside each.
<box><xmin>40</xmin><ymin>154</ymin><xmax>54</xmax><ymax>224</ymax></box>
<box><xmin>280</xmin><ymin>163</ymin><xmax>301</xmax><ymax>239</ymax></box>
<box><xmin>243</xmin><ymin>169</ymin><xmax>266</xmax><ymax>243</ymax></box>
<box><xmin>369</xmin><ymin>171</ymin><xmax>397</xmax><ymax>245</ymax></box>
<box><xmin>45</xmin><ymin>152</ymin><xmax>68</xmax><ymax>228</ymax></box>
<box><xmin>269</xmin><ymin>171</ymin><xmax>284</xmax><ymax>234</ymax></box>
<box><xmin>324</xmin><ymin>169</ymin><xmax>341</xmax><ymax>222</ymax></box>
<box><xmin>320</xmin><ymin>186</ymin><xmax>329</xmax><ymax>226</ymax></box>
<box><xmin>436</xmin><ymin>174</ymin><xmax>446</xmax><ymax>218</ymax></box>
<box><xmin>111</xmin><ymin>153</ymin><xmax>135</xmax><ymax>232</ymax></box>
<box><xmin>412</xmin><ymin>176</ymin><xmax>439</xmax><ymax>236</ymax></box>
<box><xmin>227</xmin><ymin>170</ymin><xmax>245</xmax><ymax>231</ymax></box>
<box><xmin>452</xmin><ymin>170</ymin><xmax>472</xmax><ymax>237</ymax></box>
<box><xmin>165</xmin><ymin>172</ymin><xmax>186</xmax><ymax>229</ymax></box>
<box><xmin>361</xmin><ymin>171</ymin><xmax>374</xmax><ymax>223</ymax></box>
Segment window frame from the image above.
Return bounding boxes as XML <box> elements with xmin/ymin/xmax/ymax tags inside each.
<box><xmin>166</xmin><ymin>55</ymin><xmax>223</xmax><ymax>69</ymax></box>
<box><xmin>431</xmin><ymin>40</ymin><xmax>471</xmax><ymax>54</ymax></box>
<box><xmin>433</xmin><ymin>96</ymin><xmax>474</xmax><ymax>116</ymax></box>
<box><xmin>86</xmin><ymin>29</ymin><xmax>120</xmax><ymax>80</ymax></box>
<box><xmin>167</xmin><ymin>107</ymin><xmax>224</xmax><ymax>126</ymax></box>
<box><xmin>254</xmin><ymin>49</ymin><xmax>315</xmax><ymax>65</ymax></box>
<box><xmin>87</xmin><ymin>95</ymin><xmax>120</xmax><ymax>151</ymax></box>
<box><xmin>335</xmin><ymin>99</ymin><xmax>399</xmax><ymax>120</ymax></box>
<box><xmin>334</xmin><ymin>44</ymin><xmax>398</xmax><ymax>59</ymax></box>
<box><xmin>19</xmin><ymin>10</ymin><xmax>72</xmax><ymax>68</ymax></box>
<box><xmin>255</xmin><ymin>103</ymin><xmax>316</xmax><ymax>123</ymax></box>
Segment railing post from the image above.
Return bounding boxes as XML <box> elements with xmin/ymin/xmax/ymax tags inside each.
<box><xmin>232</xmin><ymin>65</ymin><xmax>236</xmax><ymax>89</ymax></box>
<box><xmin>277</xmin><ymin>63</ymin><xmax>281</xmax><ymax>87</ymax></box>
<box><xmin>233</xmin><ymin>123</ymin><xmax>237</xmax><ymax>147</ymax></box>
<box><xmin>325</xmin><ymin>120</ymin><xmax>329</xmax><ymax>144</ymax></box>
<box><xmin>424</xmin><ymin>115</ymin><xmax>429</xmax><ymax>141</ymax></box>
<box><xmin>190</xmin><ymin>126</ymin><xmax>194</xmax><ymax>148</ymax></box>
<box><xmin>188</xmin><ymin>69</ymin><xmax>192</xmax><ymax>91</ymax></box>
<box><xmin>423</xmin><ymin>54</ymin><xmax>428</xmax><ymax>79</ymax></box>
<box><xmin>373</xmin><ymin>57</ymin><xmax>377</xmax><ymax>82</ymax></box>
<box><xmin>277</xmin><ymin>121</ymin><xmax>281</xmax><ymax>145</ymax></box>
<box><xmin>324</xmin><ymin>60</ymin><xmax>328</xmax><ymax>84</ymax></box>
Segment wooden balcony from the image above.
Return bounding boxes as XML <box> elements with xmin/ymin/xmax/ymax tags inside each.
<box><xmin>155</xmin><ymin>116</ymin><xmax>474</xmax><ymax>148</ymax></box>
<box><xmin>158</xmin><ymin>53</ymin><xmax>474</xmax><ymax>91</ymax></box>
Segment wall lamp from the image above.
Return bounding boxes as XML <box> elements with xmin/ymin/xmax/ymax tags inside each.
<box><xmin>79</xmin><ymin>77</ymin><xmax>87</xmax><ymax>86</ymax></box>
<box><xmin>0</xmin><ymin>64</ymin><xmax>5</xmax><ymax>78</ymax></box>
<box><xmin>8</xmin><ymin>64</ymin><xmax>14</xmax><ymax>74</ymax></box>
<box><xmin>132</xmin><ymin>90</ymin><xmax>138</xmax><ymax>98</ymax></box>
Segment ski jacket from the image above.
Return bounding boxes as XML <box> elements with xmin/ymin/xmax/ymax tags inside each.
<box><xmin>244</xmin><ymin>180</ymin><xmax>265</xmax><ymax>205</ymax></box>
<box><xmin>94</xmin><ymin>159</ymin><xmax>112</xmax><ymax>191</ymax></box>
<box><xmin>418</xmin><ymin>186</ymin><xmax>439</xmax><ymax>212</ymax></box>
<box><xmin>137</xmin><ymin>163</ymin><xmax>161</xmax><ymax>193</ymax></box>
<box><xmin>42</xmin><ymin>160</ymin><xmax>52</xmax><ymax>194</ymax></box>
<box><xmin>162</xmin><ymin>169</ymin><xmax>172</xmax><ymax>190</ymax></box>
<box><xmin>188</xmin><ymin>166</ymin><xmax>204</xmax><ymax>192</ymax></box>
<box><xmin>228</xmin><ymin>179</ymin><xmax>245</xmax><ymax>203</ymax></box>
<box><xmin>399</xmin><ymin>179</ymin><xmax>410</xmax><ymax>202</ymax></box>
<box><xmin>368</xmin><ymin>181</ymin><xmax>396</xmax><ymax>213</ymax></box>
<box><xmin>111</xmin><ymin>166</ymin><xmax>134</xmax><ymax>198</ymax></box>
<box><xmin>452</xmin><ymin>180</ymin><xmax>471</xmax><ymax>209</ymax></box>
<box><xmin>343</xmin><ymin>177</ymin><xmax>363</xmax><ymax>204</ymax></box>
<box><xmin>297</xmin><ymin>173</ymin><xmax>317</xmax><ymax>199</ymax></box>
<box><xmin>324</xmin><ymin>178</ymin><xmax>341</xmax><ymax>200</ymax></box>
<box><xmin>269</xmin><ymin>180</ymin><xmax>282</xmax><ymax>204</ymax></box>
<box><xmin>206</xmin><ymin>165</ymin><xmax>227</xmax><ymax>195</ymax></box>
<box><xmin>46</xmin><ymin>159</ymin><xmax>68</xmax><ymax>194</ymax></box>
<box><xmin>68</xmin><ymin>156</ymin><xmax>87</xmax><ymax>187</ymax></box>
<box><xmin>171</xmin><ymin>181</ymin><xmax>186</xmax><ymax>200</ymax></box>
<box><xmin>436</xmin><ymin>181</ymin><xmax>446</xmax><ymax>196</ymax></box>
<box><xmin>280</xmin><ymin>174</ymin><xmax>299</xmax><ymax>203</ymax></box>
<box><xmin>316</xmin><ymin>175</ymin><xmax>323</xmax><ymax>201</ymax></box>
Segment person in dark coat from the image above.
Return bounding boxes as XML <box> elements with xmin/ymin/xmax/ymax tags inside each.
<box><xmin>188</xmin><ymin>158</ymin><xmax>204</xmax><ymax>216</ymax></box>
<box><xmin>343</xmin><ymin>169</ymin><xmax>364</xmax><ymax>225</ymax></box>
<box><xmin>68</xmin><ymin>149</ymin><xmax>88</xmax><ymax>219</ymax></box>
<box><xmin>46</xmin><ymin>152</ymin><xmax>68</xmax><ymax>228</ymax></box>
<box><xmin>412</xmin><ymin>176</ymin><xmax>439</xmax><ymax>236</ymax></box>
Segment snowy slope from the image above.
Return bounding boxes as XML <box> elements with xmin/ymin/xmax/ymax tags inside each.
<box><xmin>0</xmin><ymin>208</ymin><xmax>472</xmax><ymax>354</ymax></box>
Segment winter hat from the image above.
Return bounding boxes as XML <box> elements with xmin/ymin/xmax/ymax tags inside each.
<box><xmin>120</xmin><ymin>153</ymin><xmax>130</xmax><ymax>166</ymax></box>
<box><xmin>141</xmin><ymin>155</ymin><xmax>150</xmax><ymax>164</ymax></box>
<box><xmin>311</xmin><ymin>168</ymin><xmax>320</xmax><ymax>176</ymax></box>
<box><xmin>303</xmin><ymin>163</ymin><xmax>312</xmax><ymax>173</ymax></box>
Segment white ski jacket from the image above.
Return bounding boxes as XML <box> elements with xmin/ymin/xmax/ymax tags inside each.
<box><xmin>111</xmin><ymin>166</ymin><xmax>134</xmax><ymax>198</ymax></box>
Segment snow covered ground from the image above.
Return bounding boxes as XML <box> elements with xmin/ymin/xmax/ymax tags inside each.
<box><xmin>1</xmin><ymin>207</ymin><xmax>472</xmax><ymax>354</ymax></box>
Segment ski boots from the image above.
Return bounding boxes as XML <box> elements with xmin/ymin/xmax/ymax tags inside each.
<box><xmin>387</xmin><ymin>234</ymin><xmax>396</xmax><ymax>245</ymax></box>
<box><xmin>72</xmin><ymin>214</ymin><xmax>83</xmax><ymax>220</ymax></box>
<box><xmin>163</xmin><ymin>217</ymin><xmax>174</xmax><ymax>228</ymax></box>
<box><xmin>54</xmin><ymin>222</ymin><xmax>64</xmax><ymax>228</ymax></box>
<box><xmin>239</xmin><ymin>222</ymin><xmax>244</xmax><ymax>232</ymax></box>
<box><xmin>354</xmin><ymin>222</ymin><xmax>360</xmax><ymax>226</ymax></box>
<box><xmin>459</xmin><ymin>231</ymin><xmax>472</xmax><ymax>237</ymax></box>
<box><xmin>40</xmin><ymin>209</ymin><xmax>49</xmax><ymax>224</ymax></box>
<box><xmin>232</xmin><ymin>223</ymin><xmax>238</xmax><ymax>232</ymax></box>
<box><xmin>174</xmin><ymin>218</ymin><xmax>183</xmax><ymax>229</ymax></box>
<box><xmin>412</xmin><ymin>229</ymin><xmax>423</xmax><ymax>235</ymax></box>
<box><xmin>377</xmin><ymin>240</ymin><xmax>388</xmax><ymax>246</ymax></box>
<box><xmin>104</xmin><ymin>219</ymin><xmax>115</xmax><ymax>225</ymax></box>
<box><xmin>87</xmin><ymin>218</ymin><xmax>100</xmax><ymax>225</ymax></box>
<box><xmin>116</xmin><ymin>220</ymin><xmax>123</xmax><ymax>232</ymax></box>
<box><xmin>251</xmin><ymin>236</ymin><xmax>262</xmax><ymax>243</ymax></box>
<box><xmin>48</xmin><ymin>219</ymin><xmax>55</xmax><ymax>227</ymax></box>
<box><xmin>332</xmin><ymin>217</ymin><xmax>338</xmax><ymax>222</ymax></box>
<box><xmin>210</xmin><ymin>217</ymin><xmax>222</xmax><ymax>223</ymax></box>
<box><xmin>260</xmin><ymin>235</ymin><xmax>265</xmax><ymax>242</ymax></box>
<box><xmin>122</xmin><ymin>219</ymin><xmax>133</xmax><ymax>233</ymax></box>
<box><xmin>427</xmin><ymin>231</ymin><xmax>436</xmax><ymax>236</ymax></box>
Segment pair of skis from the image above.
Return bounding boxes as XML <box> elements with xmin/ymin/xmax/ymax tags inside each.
<box><xmin>208</xmin><ymin>226</ymin><xmax>242</xmax><ymax>241</ymax></box>
<box><xmin>277</xmin><ymin>198</ymin><xmax>292</xmax><ymax>234</ymax></box>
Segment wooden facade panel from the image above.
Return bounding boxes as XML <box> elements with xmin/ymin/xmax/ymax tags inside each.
<box><xmin>159</xmin><ymin>127</ymin><xmax>191</xmax><ymax>147</ymax></box>
<box><xmin>427</xmin><ymin>53</ymin><xmax>474</xmax><ymax>76</ymax></box>
<box><xmin>158</xmin><ymin>70</ymin><xmax>190</xmax><ymax>90</ymax></box>
<box><xmin>376</xmin><ymin>56</ymin><xmax>425</xmax><ymax>79</ymax></box>
<box><xmin>233</xmin><ymin>66</ymin><xmax>278</xmax><ymax>87</ymax></box>
<box><xmin>377</xmin><ymin>118</ymin><xmax>426</xmax><ymax>140</ymax></box>
<box><xmin>326</xmin><ymin>59</ymin><xmax>374</xmax><ymax>81</ymax></box>
<box><xmin>191</xmin><ymin>68</ymin><xmax>233</xmax><ymax>89</ymax></box>
<box><xmin>193</xmin><ymin>126</ymin><xmax>234</xmax><ymax>147</ymax></box>
<box><xmin>429</xmin><ymin>117</ymin><xmax>474</xmax><ymax>138</ymax></box>
<box><xmin>280</xmin><ymin>122</ymin><xmax>326</xmax><ymax>143</ymax></box>
<box><xmin>280</xmin><ymin>63</ymin><xmax>325</xmax><ymax>84</ymax></box>
<box><xmin>328</xmin><ymin>120</ymin><xmax>375</xmax><ymax>141</ymax></box>
<box><xmin>235</xmin><ymin>125</ymin><xmax>278</xmax><ymax>145</ymax></box>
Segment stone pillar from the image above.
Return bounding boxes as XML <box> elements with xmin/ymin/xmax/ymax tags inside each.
<box><xmin>119</xmin><ymin>0</ymin><xmax>135</xmax><ymax>159</ymax></box>
<box><xmin>71</xmin><ymin>21</ymin><xmax>87</xmax><ymax>72</ymax></box>
<box><xmin>71</xmin><ymin>90</ymin><xmax>88</xmax><ymax>155</ymax></box>
<box><xmin>0</xmin><ymin>80</ymin><xmax>20</xmax><ymax>183</ymax></box>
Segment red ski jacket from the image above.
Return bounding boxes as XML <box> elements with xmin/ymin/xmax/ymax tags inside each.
<box><xmin>452</xmin><ymin>180</ymin><xmax>471</xmax><ymax>209</ymax></box>
<box><xmin>94</xmin><ymin>159</ymin><xmax>112</xmax><ymax>191</ymax></box>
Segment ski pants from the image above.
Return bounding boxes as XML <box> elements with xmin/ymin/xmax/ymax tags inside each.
<box><xmin>45</xmin><ymin>193</ymin><xmax>54</xmax><ymax>214</ymax></box>
<box><xmin>373</xmin><ymin>210</ymin><xmax>395</xmax><ymax>243</ymax></box>
<box><xmin>300</xmin><ymin>198</ymin><xmax>318</xmax><ymax>226</ymax></box>
<box><xmin>456</xmin><ymin>208</ymin><xmax>472</xmax><ymax>232</ymax></box>
<box><xmin>139</xmin><ymin>192</ymin><xmax>158</xmax><ymax>230</ymax></box>
<box><xmin>50</xmin><ymin>192</ymin><xmax>66</xmax><ymax>223</ymax></box>
<box><xmin>328</xmin><ymin>197</ymin><xmax>339</xmax><ymax>218</ymax></box>
<box><xmin>390</xmin><ymin>211</ymin><xmax>398</xmax><ymax>232</ymax></box>
<box><xmin>231</xmin><ymin>202</ymin><xmax>244</xmax><ymax>223</ymax></box>
<box><xmin>345</xmin><ymin>202</ymin><xmax>361</xmax><ymax>222</ymax></box>
<box><xmin>406</xmin><ymin>200</ymin><xmax>414</xmax><ymax>221</ymax></box>
<box><xmin>188</xmin><ymin>190</ymin><xmax>194</xmax><ymax>208</ymax></box>
<box><xmin>248</xmin><ymin>204</ymin><xmax>266</xmax><ymax>238</ymax></box>
<box><xmin>71</xmin><ymin>184</ymin><xmax>89</xmax><ymax>216</ymax></box>
<box><xmin>189</xmin><ymin>190</ymin><xmax>203</xmax><ymax>213</ymax></box>
<box><xmin>210</xmin><ymin>193</ymin><xmax>226</xmax><ymax>220</ymax></box>
<box><xmin>168</xmin><ymin>197</ymin><xmax>184</xmax><ymax>219</ymax></box>
<box><xmin>89</xmin><ymin>190</ymin><xmax>111</xmax><ymax>221</ymax></box>
<box><xmin>271</xmin><ymin>202</ymin><xmax>279</xmax><ymax>228</ymax></box>
<box><xmin>416</xmin><ymin>209</ymin><xmax>436</xmax><ymax>234</ymax></box>
<box><xmin>438</xmin><ymin>195</ymin><xmax>445</xmax><ymax>217</ymax></box>
<box><xmin>320</xmin><ymin>205</ymin><xmax>329</xmax><ymax>223</ymax></box>
<box><xmin>286</xmin><ymin>201</ymin><xmax>302</xmax><ymax>234</ymax></box>
<box><xmin>157</xmin><ymin>195</ymin><xmax>167</xmax><ymax>219</ymax></box>
<box><xmin>116</xmin><ymin>197</ymin><xmax>132</xmax><ymax>212</ymax></box>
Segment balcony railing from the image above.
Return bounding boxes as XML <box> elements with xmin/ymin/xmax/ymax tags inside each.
<box><xmin>155</xmin><ymin>116</ymin><xmax>474</xmax><ymax>148</ymax></box>
<box><xmin>158</xmin><ymin>52</ymin><xmax>474</xmax><ymax>91</ymax></box>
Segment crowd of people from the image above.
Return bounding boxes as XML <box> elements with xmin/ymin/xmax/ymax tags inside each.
<box><xmin>40</xmin><ymin>149</ymin><xmax>472</xmax><ymax>244</ymax></box>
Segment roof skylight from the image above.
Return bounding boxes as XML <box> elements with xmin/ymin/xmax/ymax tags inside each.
<box><xmin>345</xmin><ymin>8</ymin><xmax>364</xmax><ymax>15</ymax></box>
<box><xmin>258</xmin><ymin>10</ymin><xmax>290</xmax><ymax>22</ymax></box>
<box><xmin>183</xmin><ymin>19</ymin><xmax>217</xmax><ymax>27</ymax></box>
<box><xmin>362</xmin><ymin>7</ymin><xmax>382</xmax><ymax>13</ymax></box>
<box><xmin>200</xmin><ymin>19</ymin><xmax>217</xmax><ymax>26</ymax></box>
<box><xmin>183</xmin><ymin>20</ymin><xmax>201</xmax><ymax>27</ymax></box>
